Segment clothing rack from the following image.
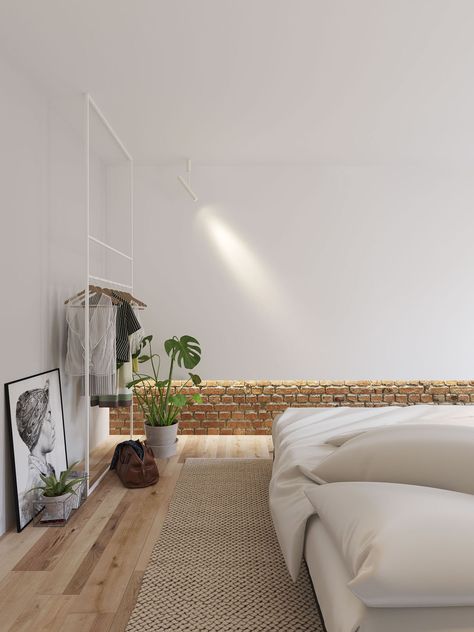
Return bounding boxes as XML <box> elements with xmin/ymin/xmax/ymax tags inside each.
<box><xmin>83</xmin><ymin>94</ymin><xmax>135</xmax><ymax>496</ymax></box>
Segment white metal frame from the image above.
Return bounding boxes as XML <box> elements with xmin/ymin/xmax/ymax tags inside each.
<box><xmin>84</xmin><ymin>94</ymin><xmax>134</xmax><ymax>495</ymax></box>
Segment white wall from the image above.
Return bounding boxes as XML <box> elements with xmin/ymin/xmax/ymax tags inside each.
<box><xmin>134</xmin><ymin>163</ymin><xmax>474</xmax><ymax>380</ymax></box>
<box><xmin>0</xmin><ymin>56</ymin><xmax>86</xmax><ymax>534</ymax></box>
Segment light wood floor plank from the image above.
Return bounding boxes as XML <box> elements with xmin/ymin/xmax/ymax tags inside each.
<box><xmin>70</xmin><ymin>484</ymin><xmax>163</xmax><ymax>614</ymax></box>
<box><xmin>0</xmin><ymin>436</ymin><xmax>273</xmax><ymax>631</ymax></box>
<box><xmin>58</xmin><ymin>611</ymin><xmax>114</xmax><ymax>632</ymax></box>
<box><xmin>38</xmin><ymin>480</ymin><xmax>127</xmax><ymax>595</ymax></box>
<box><xmin>0</xmin><ymin>571</ymin><xmax>49</xmax><ymax>630</ymax></box>
<box><xmin>14</xmin><ymin>475</ymin><xmax>119</xmax><ymax>572</ymax></box>
<box><xmin>216</xmin><ymin>434</ymin><xmax>228</xmax><ymax>458</ymax></box>
<box><xmin>0</xmin><ymin>525</ymin><xmax>45</xmax><ymax>582</ymax></box>
<box><xmin>108</xmin><ymin>571</ymin><xmax>143</xmax><ymax>632</ymax></box>
<box><xmin>63</xmin><ymin>493</ymin><xmax>133</xmax><ymax>595</ymax></box>
<box><xmin>8</xmin><ymin>594</ymin><xmax>73</xmax><ymax>632</ymax></box>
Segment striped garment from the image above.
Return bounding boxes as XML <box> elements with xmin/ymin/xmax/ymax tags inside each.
<box><xmin>112</xmin><ymin>292</ymin><xmax>142</xmax><ymax>362</ymax></box>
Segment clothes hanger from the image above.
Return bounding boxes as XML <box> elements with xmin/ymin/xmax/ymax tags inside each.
<box><xmin>64</xmin><ymin>285</ymin><xmax>121</xmax><ymax>306</ymax></box>
<box><xmin>99</xmin><ymin>287</ymin><xmax>122</xmax><ymax>305</ymax></box>
<box><xmin>107</xmin><ymin>288</ymin><xmax>147</xmax><ymax>308</ymax></box>
<box><xmin>123</xmin><ymin>291</ymin><xmax>147</xmax><ymax>308</ymax></box>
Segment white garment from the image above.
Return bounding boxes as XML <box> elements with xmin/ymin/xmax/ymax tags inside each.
<box><xmin>65</xmin><ymin>293</ymin><xmax>117</xmax><ymax>395</ymax></box>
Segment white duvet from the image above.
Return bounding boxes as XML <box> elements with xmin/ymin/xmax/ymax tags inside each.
<box><xmin>269</xmin><ymin>404</ymin><xmax>474</xmax><ymax>580</ymax></box>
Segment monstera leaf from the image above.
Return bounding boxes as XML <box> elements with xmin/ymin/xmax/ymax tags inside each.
<box><xmin>164</xmin><ymin>335</ymin><xmax>201</xmax><ymax>369</ymax></box>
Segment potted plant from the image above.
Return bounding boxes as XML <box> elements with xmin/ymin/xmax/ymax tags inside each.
<box><xmin>128</xmin><ymin>334</ymin><xmax>203</xmax><ymax>458</ymax></box>
<box><xmin>29</xmin><ymin>462</ymin><xmax>87</xmax><ymax>523</ymax></box>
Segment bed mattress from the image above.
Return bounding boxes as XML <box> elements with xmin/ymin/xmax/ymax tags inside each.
<box><xmin>305</xmin><ymin>515</ymin><xmax>474</xmax><ymax>632</ymax></box>
<box><xmin>270</xmin><ymin>405</ymin><xmax>474</xmax><ymax>632</ymax></box>
<box><xmin>270</xmin><ymin>405</ymin><xmax>474</xmax><ymax>580</ymax></box>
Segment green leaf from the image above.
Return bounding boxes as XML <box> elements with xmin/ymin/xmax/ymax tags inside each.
<box><xmin>126</xmin><ymin>377</ymin><xmax>150</xmax><ymax>388</ymax></box>
<box><xmin>164</xmin><ymin>335</ymin><xmax>201</xmax><ymax>369</ymax></box>
<box><xmin>170</xmin><ymin>393</ymin><xmax>187</xmax><ymax>408</ymax></box>
<box><xmin>192</xmin><ymin>393</ymin><xmax>203</xmax><ymax>403</ymax></box>
<box><xmin>138</xmin><ymin>354</ymin><xmax>151</xmax><ymax>363</ymax></box>
<box><xmin>27</xmin><ymin>461</ymin><xmax>86</xmax><ymax>497</ymax></box>
<box><xmin>189</xmin><ymin>373</ymin><xmax>202</xmax><ymax>386</ymax></box>
<box><xmin>164</xmin><ymin>338</ymin><xmax>175</xmax><ymax>356</ymax></box>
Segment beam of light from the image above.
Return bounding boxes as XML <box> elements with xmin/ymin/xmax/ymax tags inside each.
<box><xmin>197</xmin><ymin>207</ymin><xmax>283</xmax><ymax>311</ymax></box>
<box><xmin>196</xmin><ymin>207</ymin><xmax>317</xmax><ymax>374</ymax></box>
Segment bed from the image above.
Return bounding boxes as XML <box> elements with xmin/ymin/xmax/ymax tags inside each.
<box><xmin>270</xmin><ymin>405</ymin><xmax>474</xmax><ymax>632</ymax></box>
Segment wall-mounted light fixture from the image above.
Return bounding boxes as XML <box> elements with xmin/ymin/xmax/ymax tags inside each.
<box><xmin>177</xmin><ymin>158</ymin><xmax>198</xmax><ymax>202</ymax></box>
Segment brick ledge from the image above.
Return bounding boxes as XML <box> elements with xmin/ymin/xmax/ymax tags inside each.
<box><xmin>109</xmin><ymin>380</ymin><xmax>474</xmax><ymax>436</ymax></box>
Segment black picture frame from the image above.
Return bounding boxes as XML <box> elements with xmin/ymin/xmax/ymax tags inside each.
<box><xmin>5</xmin><ymin>368</ymin><xmax>68</xmax><ymax>532</ymax></box>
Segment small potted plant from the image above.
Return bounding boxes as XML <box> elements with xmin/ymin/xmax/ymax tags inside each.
<box><xmin>29</xmin><ymin>462</ymin><xmax>87</xmax><ymax>523</ymax></box>
<box><xmin>128</xmin><ymin>335</ymin><xmax>203</xmax><ymax>458</ymax></box>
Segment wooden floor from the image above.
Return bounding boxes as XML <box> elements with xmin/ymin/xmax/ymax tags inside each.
<box><xmin>87</xmin><ymin>435</ymin><xmax>128</xmax><ymax>487</ymax></box>
<box><xmin>0</xmin><ymin>435</ymin><xmax>273</xmax><ymax>631</ymax></box>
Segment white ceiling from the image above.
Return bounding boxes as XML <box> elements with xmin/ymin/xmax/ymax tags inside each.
<box><xmin>1</xmin><ymin>0</ymin><xmax>474</xmax><ymax>165</ymax></box>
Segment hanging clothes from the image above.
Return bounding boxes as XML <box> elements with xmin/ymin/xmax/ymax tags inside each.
<box><xmin>90</xmin><ymin>352</ymin><xmax>133</xmax><ymax>408</ymax></box>
<box><xmin>90</xmin><ymin>301</ymin><xmax>145</xmax><ymax>408</ymax></box>
<box><xmin>65</xmin><ymin>293</ymin><xmax>117</xmax><ymax>395</ymax></box>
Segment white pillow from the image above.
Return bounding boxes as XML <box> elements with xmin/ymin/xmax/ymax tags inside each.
<box><xmin>305</xmin><ymin>481</ymin><xmax>474</xmax><ymax>607</ymax></box>
<box><xmin>324</xmin><ymin>430</ymin><xmax>368</xmax><ymax>447</ymax></box>
<box><xmin>306</xmin><ymin>423</ymin><xmax>474</xmax><ymax>494</ymax></box>
<box><xmin>324</xmin><ymin>408</ymin><xmax>474</xmax><ymax>447</ymax></box>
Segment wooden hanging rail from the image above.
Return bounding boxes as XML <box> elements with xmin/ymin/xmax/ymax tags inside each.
<box><xmin>64</xmin><ymin>284</ymin><xmax>146</xmax><ymax>308</ymax></box>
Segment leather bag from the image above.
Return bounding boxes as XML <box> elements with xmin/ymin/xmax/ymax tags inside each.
<box><xmin>115</xmin><ymin>440</ymin><xmax>159</xmax><ymax>488</ymax></box>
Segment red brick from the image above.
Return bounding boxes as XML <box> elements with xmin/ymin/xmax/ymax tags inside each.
<box><xmin>201</xmin><ymin>387</ymin><xmax>226</xmax><ymax>395</ymax></box>
<box><xmin>226</xmin><ymin>386</ymin><xmax>246</xmax><ymax>395</ymax></box>
<box><xmin>296</xmin><ymin>394</ymin><xmax>308</xmax><ymax>403</ymax></box>
<box><xmin>202</xmin><ymin>420</ymin><xmax>220</xmax><ymax>428</ymax></box>
<box><xmin>326</xmin><ymin>387</ymin><xmax>349</xmax><ymax>395</ymax></box>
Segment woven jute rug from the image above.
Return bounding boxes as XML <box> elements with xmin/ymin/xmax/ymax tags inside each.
<box><xmin>126</xmin><ymin>458</ymin><xmax>324</xmax><ymax>631</ymax></box>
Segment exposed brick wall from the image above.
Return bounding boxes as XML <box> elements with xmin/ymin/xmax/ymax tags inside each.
<box><xmin>109</xmin><ymin>380</ymin><xmax>474</xmax><ymax>436</ymax></box>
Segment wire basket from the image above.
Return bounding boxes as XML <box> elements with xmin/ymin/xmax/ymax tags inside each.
<box><xmin>33</xmin><ymin>493</ymin><xmax>75</xmax><ymax>526</ymax></box>
<box><xmin>68</xmin><ymin>471</ymin><xmax>87</xmax><ymax>509</ymax></box>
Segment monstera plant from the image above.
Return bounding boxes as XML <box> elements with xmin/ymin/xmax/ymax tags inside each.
<box><xmin>128</xmin><ymin>335</ymin><xmax>203</xmax><ymax>458</ymax></box>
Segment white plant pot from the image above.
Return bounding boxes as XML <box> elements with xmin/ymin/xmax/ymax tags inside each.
<box><xmin>40</xmin><ymin>492</ymin><xmax>74</xmax><ymax>522</ymax></box>
<box><xmin>145</xmin><ymin>422</ymin><xmax>179</xmax><ymax>458</ymax></box>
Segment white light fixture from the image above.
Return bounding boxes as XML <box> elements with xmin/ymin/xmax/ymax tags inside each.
<box><xmin>178</xmin><ymin>158</ymin><xmax>198</xmax><ymax>202</ymax></box>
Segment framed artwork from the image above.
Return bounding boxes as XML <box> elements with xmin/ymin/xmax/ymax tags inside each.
<box><xmin>5</xmin><ymin>369</ymin><xmax>68</xmax><ymax>531</ymax></box>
